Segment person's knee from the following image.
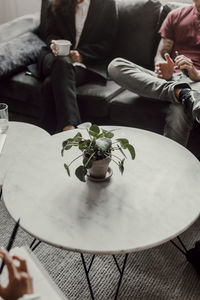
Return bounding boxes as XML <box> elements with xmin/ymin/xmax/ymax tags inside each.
<box><xmin>108</xmin><ymin>57</ymin><xmax>126</xmax><ymax>79</ymax></box>
<box><xmin>53</xmin><ymin>56</ymin><xmax>72</xmax><ymax>70</ymax></box>
<box><xmin>108</xmin><ymin>57</ymin><xmax>135</xmax><ymax>81</ymax></box>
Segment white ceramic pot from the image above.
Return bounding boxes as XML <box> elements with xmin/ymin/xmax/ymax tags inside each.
<box><xmin>88</xmin><ymin>156</ymin><xmax>111</xmax><ymax>179</ymax></box>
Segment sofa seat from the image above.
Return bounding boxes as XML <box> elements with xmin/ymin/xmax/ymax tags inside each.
<box><xmin>110</xmin><ymin>89</ymin><xmax>169</xmax><ymax>134</ymax></box>
<box><xmin>77</xmin><ymin>80</ymin><xmax>123</xmax><ymax>119</ymax></box>
<box><xmin>0</xmin><ymin>71</ymin><xmax>42</xmax><ymax>118</ymax></box>
<box><xmin>0</xmin><ymin>70</ymin><xmax>123</xmax><ymax>121</ymax></box>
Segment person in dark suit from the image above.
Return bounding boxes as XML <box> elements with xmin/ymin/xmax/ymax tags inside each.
<box><xmin>39</xmin><ymin>0</ymin><xmax>118</xmax><ymax>134</ymax></box>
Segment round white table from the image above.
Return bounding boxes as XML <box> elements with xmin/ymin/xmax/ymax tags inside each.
<box><xmin>0</xmin><ymin>121</ymin><xmax>49</xmax><ymax>187</ymax></box>
<box><xmin>2</xmin><ymin>126</ymin><xmax>200</xmax><ymax>299</ymax></box>
<box><xmin>2</xmin><ymin>126</ymin><xmax>200</xmax><ymax>253</ymax></box>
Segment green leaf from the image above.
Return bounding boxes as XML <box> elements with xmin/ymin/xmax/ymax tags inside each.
<box><xmin>63</xmin><ymin>144</ymin><xmax>73</xmax><ymax>151</ymax></box>
<box><xmin>97</xmin><ymin>133</ymin><xmax>105</xmax><ymax>138</ymax></box>
<box><xmin>127</xmin><ymin>144</ymin><xmax>136</xmax><ymax>160</ymax></box>
<box><xmin>96</xmin><ymin>138</ymin><xmax>112</xmax><ymax>152</ymax></box>
<box><xmin>117</xmin><ymin>145</ymin><xmax>127</xmax><ymax>158</ymax></box>
<box><xmin>73</xmin><ymin>132</ymin><xmax>82</xmax><ymax>142</ymax></box>
<box><xmin>62</xmin><ymin>138</ymin><xmax>74</xmax><ymax>151</ymax></box>
<box><xmin>75</xmin><ymin>166</ymin><xmax>87</xmax><ymax>182</ymax></box>
<box><xmin>62</xmin><ymin>139</ymin><xmax>69</xmax><ymax>148</ymax></box>
<box><xmin>89</xmin><ymin>124</ymin><xmax>100</xmax><ymax>137</ymax></box>
<box><xmin>64</xmin><ymin>163</ymin><xmax>70</xmax><ymax>176</ymax></box>
<box><xmin>83</xmin><ymin>156</ymin><xmax>93</xmax><ymax>169</ymax></box>
<box><xmin>116</xmin><ymin>138</ymin><xmax>129</xmax><ymax>149</ymax></box>
<box><xmin>79</xmin><ymin>140</ymin><xmax>88</xmax><ymax>151</ymax></box>
<box><xmin>103</xmin><ymin>130</ymin><xmax>114</xmax><ymax>139</ymax></box>
<box><xmin>118</xmin><ymin>159</ymin><xmax>125</xmax><ymax>175</ymax></box>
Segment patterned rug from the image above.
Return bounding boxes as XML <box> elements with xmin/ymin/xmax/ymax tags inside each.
<box><xmin>0</xmin><ymin>198</ymin><xmax>200</xmax><ymax>300</ymax></box>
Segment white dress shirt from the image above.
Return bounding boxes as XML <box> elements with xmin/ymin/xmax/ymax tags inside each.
<box><xmin>75</xmin><ymin>0</ymin><xmax>91</xmax><ymax>49</ymax></box>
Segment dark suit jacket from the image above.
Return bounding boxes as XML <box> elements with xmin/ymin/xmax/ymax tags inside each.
<box><xmin>38</xmin><ymin>0</ymin><xmax>118</xmax><ymax>79</ymax></box>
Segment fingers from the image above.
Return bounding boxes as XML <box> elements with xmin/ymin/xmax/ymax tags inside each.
<box><xmin>175</xmin><ymin>58</ymin><xmax>192</xmax><ymax>71</ymax></box>
<box><xmin>12</xmin><ymin>256</ymin><xmax>28</xmax><ymax>273</ymax></box>
<box><xmin>69</xmin><ymin>50</ymin><xmax>82</xmax><ymax>63</ymax></box>
<box><xmin>164</xmin><ymin>53</ymin><xmax>174</xmax><ymax>66</ymax></box>
<box><xmin>179</xmin><ymin>64</ymin><xmax>189</xmax><ymax>70</ymax></box>
<box><xmin>154</xmin><ymin>65</ymin><xmax>163</xmax><ymax>77</ymax></box>
<box><xmin>0</xmin><ymin>249</ymin><xmax>17</xmax><ymax>278</ymax></box>
<box><xmin>175</xmin><ymin>55</ymin><xmax>191</xmax><ymax>65</ymax></box>
<box><xmin>0</xmin><ymin>285</ymin><xmax>6</xmax><ymax>299</ymax></box>
<box><xmin>164</xmin><ymin>53</ymin><xmax>171</xmax><ymax>62</ymax></box>
<box><xmin>50</xmin><ymin>40</ymin><xmax>58</xmax><ymax>56</ymax></box>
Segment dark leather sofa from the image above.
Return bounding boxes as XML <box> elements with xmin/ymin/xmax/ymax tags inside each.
<box><xmin>0</xmin><ymin>0</ymin><xmax>199</xmax><ymax>159</ymax></box>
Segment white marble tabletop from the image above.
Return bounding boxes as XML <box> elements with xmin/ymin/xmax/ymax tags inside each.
<box><xmin>2</xmin><ymin>126</ymin><xmax>200</xmax><ymax>254</ymax></box>
<box><xmin>0</xmin><ymin>121</ymin><xmax>49</xmax><ymax>186</ymax></box>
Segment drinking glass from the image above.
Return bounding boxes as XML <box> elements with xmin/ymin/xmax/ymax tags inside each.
<box><xmin>0</xmin><ymin>103</ymin><xmax>9</xmax><ymax>134</ymax></box>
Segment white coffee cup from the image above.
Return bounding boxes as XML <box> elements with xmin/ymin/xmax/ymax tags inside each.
<box><xmin>54</xmin><ymin>40</ymin><xmax>71</xmax><ymax>56</ymax></box>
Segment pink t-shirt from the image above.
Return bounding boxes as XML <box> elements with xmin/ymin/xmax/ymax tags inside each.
<box><xmin>159</xmin><ymin>5</ymin><xmax>200</xmax><ymax>70</ymax></box>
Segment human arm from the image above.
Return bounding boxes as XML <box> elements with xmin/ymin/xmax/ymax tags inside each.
<box><xmin>0</xmin><ymin>249</ymin><xmax>39</xmax><ymax>300</ymax></box>
<box><xmin>175</xmin><ymin>54</ymin><xmax>200</xmax><ymax>81</ymax></box>
<box><xmin>154</xmin><ymin>38</ymin><xmax>174</xmax><ymax>80</ymax></box>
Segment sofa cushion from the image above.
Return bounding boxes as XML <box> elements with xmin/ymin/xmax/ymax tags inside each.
<box><xmin>0</xmin><ymin>71</ymin><xmax>42</xmax><ymax>103</ymax></box>
<box><xmin>77</xmin><ymin>80</ymin><xmax>123</xmax><ymax>118</ymax></box>
<box><xmin>113</xmin><ymin>0</ymin><xmax>162</xmax><ymax>70</ymax></box>
<box><xmin>110</xmin><ymin>89</ymin><xmax>169</xmax><ymax>133</ymax></box>
<box><xmin>0</xmin><ymin>71</ymin><xmax>42</xmax><ymax>118</ymax></box>
<box><xmin>0</xmin><ymin>71</ymin><xmax>123</xmax><ymax>119</ymax></box>
<box><xmin>0</xmin><ymin>13</ymin><xmax>40</xmax><ymax>44</ymax></box>
<box><xmin>0</xmin><ymin>32</ymin><xmax>45</xmax><ymax>79</ymax></box>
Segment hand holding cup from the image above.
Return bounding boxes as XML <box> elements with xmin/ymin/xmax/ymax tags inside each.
<box><xmin>50</xmin><ymin>40</ymin><xmax>71</xmax><ymax>56</ymax></box>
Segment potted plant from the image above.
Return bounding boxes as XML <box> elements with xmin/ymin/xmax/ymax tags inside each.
<box><xmin>61</xmin><ymin>123</ymin><xmax>136</xmax><ymax>182</ymax></box>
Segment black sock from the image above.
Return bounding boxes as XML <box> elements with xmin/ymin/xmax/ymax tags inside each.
<box><xmin>178</xmin><ymin>88</ymin><xmax>191</xmax><ymax>103</ymax></box>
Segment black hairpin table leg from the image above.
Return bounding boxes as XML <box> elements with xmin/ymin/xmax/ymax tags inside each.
<box><xmin>170</xmin><ymin>236</ymin><xmax>187</xmax><ymax>256</ymax></box>
<box><xmin>113</xmin><ymin>253</ymin><xmax>129</xmax><ymax>300</ymax></box>
<box><xmin>81</xmin><ymin>253</ymin><xmax>95</xmax><ymax>300</ymax></box>
<box><xmin>30</xmin><ymin>238</ymin><xmax>41</xmax><ymax>251</ymax></box>
<box><xmin>80</xmin><ymin>253</ymin><xmax>129</xmax><ymax>300</ymax></box>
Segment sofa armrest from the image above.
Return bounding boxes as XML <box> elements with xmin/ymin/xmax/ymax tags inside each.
<box><xmin>0</xmin><ymin>12</ymin><xmax>40</xmax><ymax>44</ymax></box>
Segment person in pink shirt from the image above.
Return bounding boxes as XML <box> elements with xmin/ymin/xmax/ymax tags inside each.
<box><xmin>108</xmin><ymin>0</ymin><xmax>200</xmax><ymax>147</ymax></box>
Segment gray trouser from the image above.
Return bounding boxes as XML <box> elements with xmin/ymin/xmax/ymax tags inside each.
<box><xmin>108</xmin><ymin>58</ymin><xmax>198</xmax><ymax>146</ymax></box>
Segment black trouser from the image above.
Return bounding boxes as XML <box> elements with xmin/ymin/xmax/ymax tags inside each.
<box><xmin>40</xmin><ymin>53</ymin><xmax>91</xmax><ymax>134</ymax></box>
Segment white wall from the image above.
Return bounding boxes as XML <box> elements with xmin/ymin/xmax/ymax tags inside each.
<box><xmin>0</xmin><ymin>0</ymin><xmax>41</xmax><ymax>24</ymax></box>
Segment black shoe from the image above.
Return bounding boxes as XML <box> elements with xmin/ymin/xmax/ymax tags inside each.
<box><xmin>179</xmin><ymin>88</ymin><xmax>200</xmax><ymax>123</ymax></box>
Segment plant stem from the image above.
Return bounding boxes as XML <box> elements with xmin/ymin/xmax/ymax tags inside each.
<box><xmin>111</xmin><ymin>158</ymin><xmax>121</xmax><ymax>166</ymax></box>
<box><xmin>63</xmin><ymin>142</ymin><xmax>79</xmax><ymax>150</ymax></box>
<box><xmin>112</xmin><ymin>153</ymin><xmax>123</xmax><ymax>161</ymax></box>
<box><xmin>68</xmin><ymin>154</ymin><xmax>83</xmax><ymax>167</ymax></box>
<box><xmin>84</xmin><ymin>152</ymin><xmax>96</xmax><ymax>167</ymax></box>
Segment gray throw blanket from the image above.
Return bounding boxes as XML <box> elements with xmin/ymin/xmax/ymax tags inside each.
<box><xmin>0</xmin><ymin>32</ymin><xmax>45</xmax><ymax>78</ymax></box>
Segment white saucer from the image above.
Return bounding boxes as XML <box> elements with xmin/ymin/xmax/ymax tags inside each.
<box><xmin>87</xmin><ymin>167</ymin><xmax>113</xmax><ymax>182</ymax></box>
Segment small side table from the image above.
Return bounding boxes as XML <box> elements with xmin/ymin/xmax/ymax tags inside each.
<box><xmin>0</xmin><ymin>121</ymin><xmax>49</xmax><ymax>189</ymax></box>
